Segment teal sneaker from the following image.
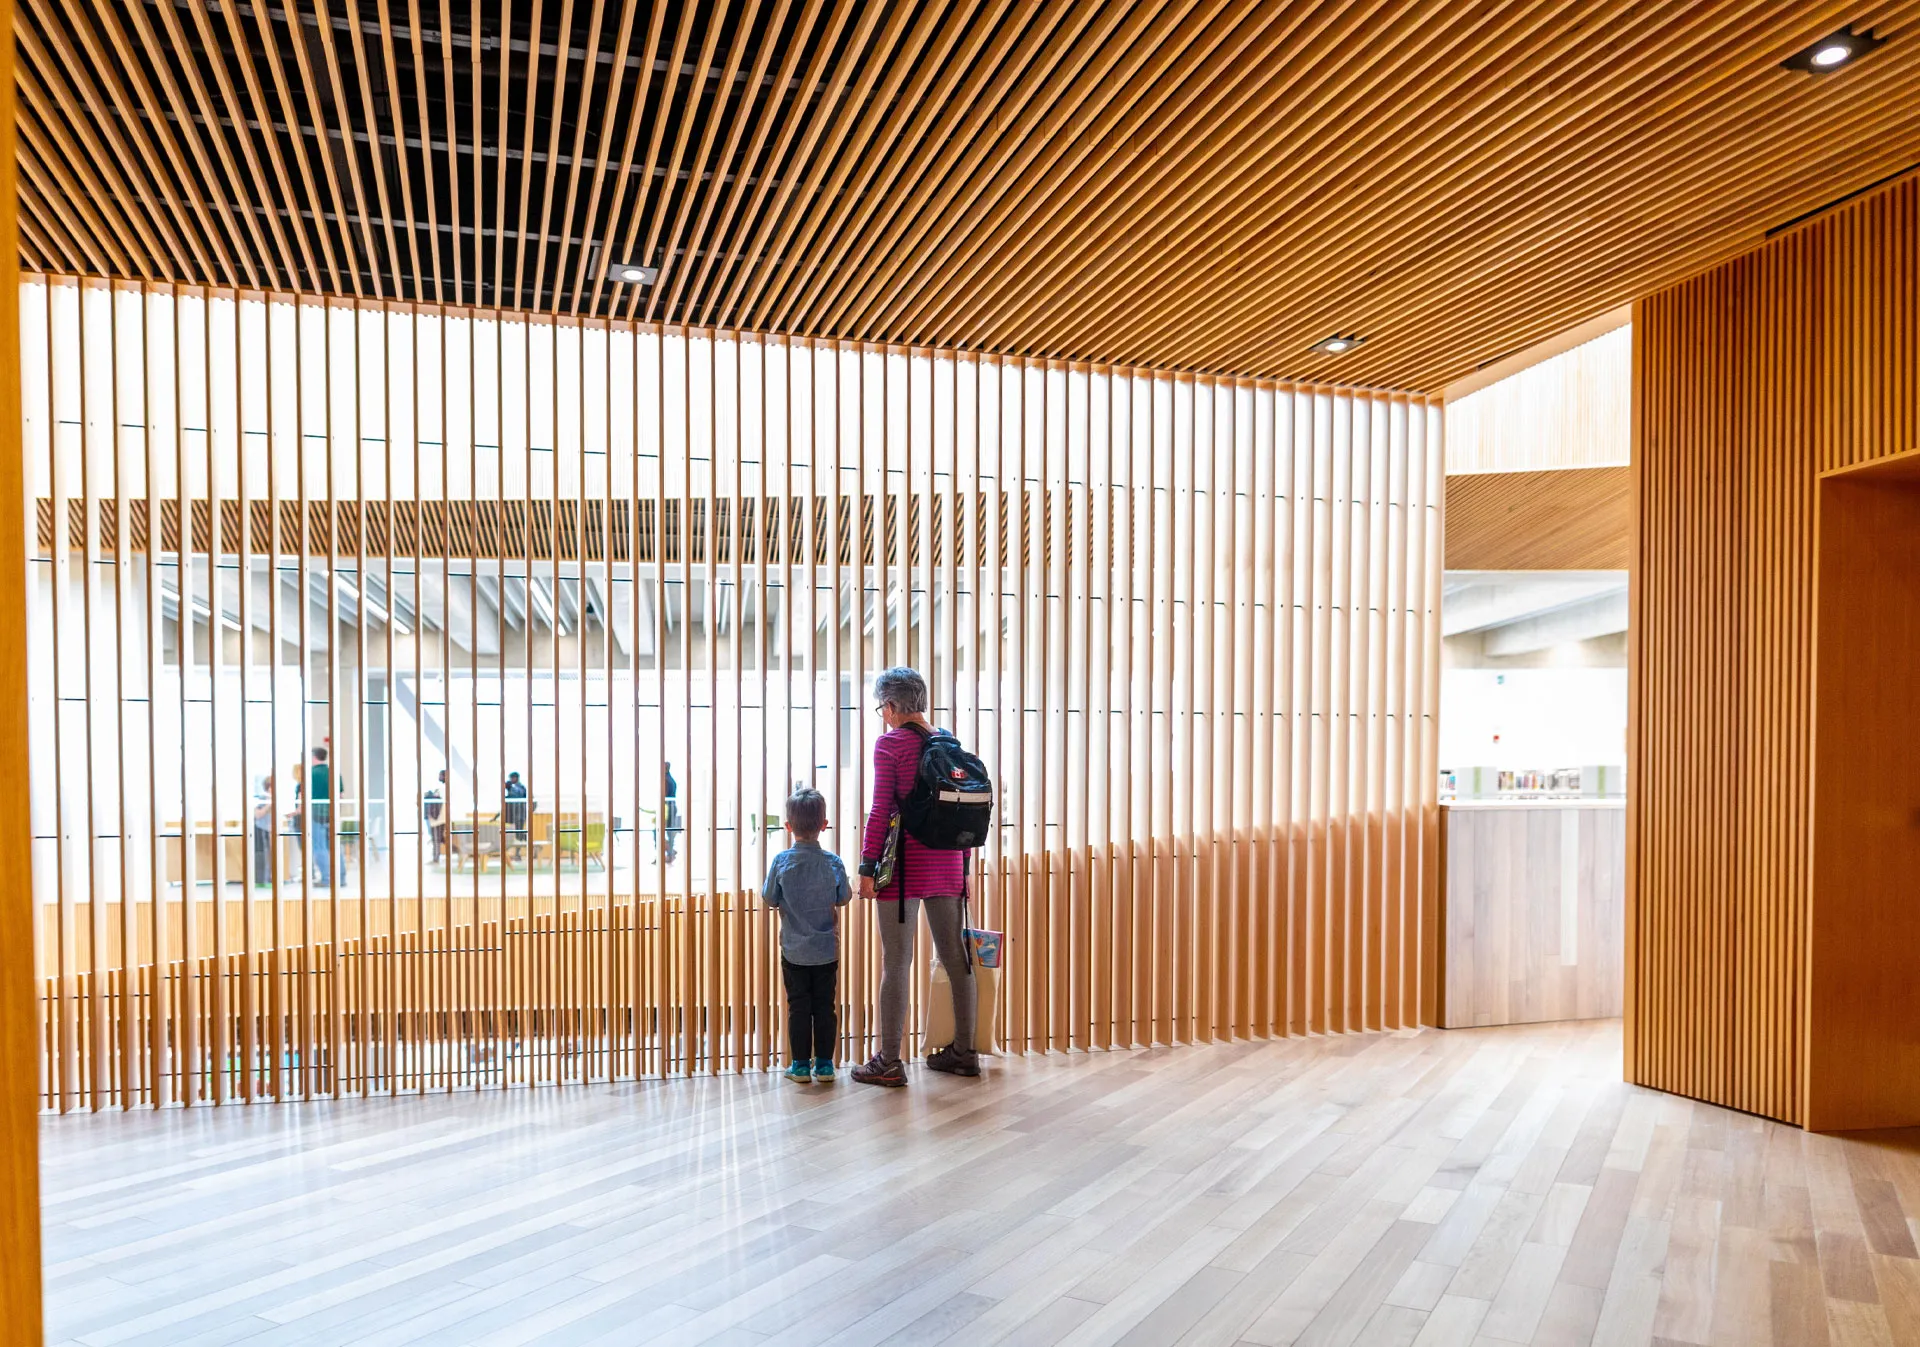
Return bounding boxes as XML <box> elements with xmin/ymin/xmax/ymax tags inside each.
<box><xmin>812</xmin><ymin>1058</ymin><xmax>836</xmax><ymax>1082</ymax></box>
<box><xmin>784</xmin><ymin>1060</ymin><xmax>813</xmax><ymax>1082</ymax></box>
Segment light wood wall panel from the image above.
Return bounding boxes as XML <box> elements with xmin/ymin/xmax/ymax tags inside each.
<box><xmin>1631</xmin><ymin>174</ymin><xmax>1920</xmax><ymax>1127</ymax></box>
<box><xmin>1438</xmin><ymin>804</ymin><xmax>1624</xmax><ymax>1029</ymax></box>
<box><xmin>0</xmin><ymin>1</ymin><xmax>45</xmax><ymax>1336</ymax></box>
<box><xmin>1445</xmin><ymin>324</ymin><xmax>1632</xmax><ymax>473</ymax></box>
<box><xmin>1444</xmin><ymin>466</ymin><xmax>1630</xmax><ymax>571</ymax></box>
<box><xmin>20</xmin><ymin>272</ymin><xmax>1444</xmax><ymax>1111</ymax></box>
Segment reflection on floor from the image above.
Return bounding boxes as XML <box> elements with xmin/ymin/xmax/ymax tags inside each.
<box><xmin>40</xmin><ymin>1019</ymin><xmax>1920</xmax><ymax>1346</ymax></box>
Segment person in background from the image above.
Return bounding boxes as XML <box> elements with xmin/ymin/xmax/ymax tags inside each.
<box><xmin>851</xmin><ymin>666</ymin><xmax>980</xmax><ymax>1087</ymax></box>
<box><xmin>761</xmin><ymin>787</ymin><xmax>850</xmax><ymax>1082</ymax></box>
<box><xmin>289</xmin><ymin>759</ymin><xmax>306</xmax><ymax>879</ymax></box>
<box><xmin>252</xmin><ymin>775</ymin><xmax>276</xmax><ymax>885</ymax></box>
<box><xmin>424</xmin><ymin>768</ymin><xmax>447</xmax><ymax>864</ymax></box>
<box><xmin>662</xmin><ymin>761</ymin><xmax>680</xmax><ymax>865</ymax></box>
<box><xmin>504</xmin><ymin>771</ymin><xmax>529</xmax><ymax>864</ymax></box>
<box><xmin>309</xmin><ymin>747</ymin><xmax>336</xmax><ymax>886</ymax></box>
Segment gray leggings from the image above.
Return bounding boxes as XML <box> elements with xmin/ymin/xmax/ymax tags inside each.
<box><xmin>878</xmin><ymin>896</ymin><xmax>976</xmax><ymax>1061</ymax></box>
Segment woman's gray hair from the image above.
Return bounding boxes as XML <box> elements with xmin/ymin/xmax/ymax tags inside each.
<box><xmin>873</xmin><ymin>666</ymin><xmax>928</xmax><ymax>715</ymax></box>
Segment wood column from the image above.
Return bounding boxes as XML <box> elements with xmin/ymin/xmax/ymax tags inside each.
<box><xmin>0</xmin><ymin>0</ymin><xmax>48</xmax><ymax>1332</ymax></box>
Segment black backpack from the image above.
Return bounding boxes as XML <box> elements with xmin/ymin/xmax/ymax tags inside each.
<box><xmin>900</xmin><ymin>724</ymin><xmax>994</xmax><ymax>851</ymax></box>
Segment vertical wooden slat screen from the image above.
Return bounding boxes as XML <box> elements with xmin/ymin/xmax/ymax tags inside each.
<box><xmin>21</xmin><ymin>272</ymin><xmax>1444</xmax><ymax>1110</ymax></box>
<box><xmin>1630</xmin><ymin>173</ymin><xmax>1919</xmax><ymax>1127</ymax></box>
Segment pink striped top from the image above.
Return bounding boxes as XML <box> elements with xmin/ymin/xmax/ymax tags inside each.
<box><xmin>862</xmin><ymin>726</ymin><xmax>966</xmax><ymax>902</ymax></box>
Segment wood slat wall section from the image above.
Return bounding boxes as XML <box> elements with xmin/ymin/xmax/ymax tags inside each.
<box><xmin>1443</xmin><ymin>323</ymin><xmax>1632</xmax><ymax>474</ymax></box>
<box><xmin>0</xmin><ymin>0</ymin><xmax>44</xmax><ymax>1333</ymax></box>
<box><xmin>1443</xmin><ymin>466</ymin><xmax>1630</xmax><ymax>571</ymax></box>
<box><xmin>1629</xmin><ymin>172</ymin><xmax>1919</xmax><ymax>1127</ymax></box>
<box><xmin>22</xmin><ymin>272</ymin><xmax>1445</xmax><ymax>1111</ymax></box>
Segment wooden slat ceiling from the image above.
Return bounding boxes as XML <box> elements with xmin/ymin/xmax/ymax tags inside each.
<box><xmin>1444</xmin><ymin>466</ymin><xmax>1630</xmax><ymax>570</ymax></box>
<box><xmin>15</xmin><ymin>0</ymin><xmax>1920</xmax><ymax>391</ymax></box>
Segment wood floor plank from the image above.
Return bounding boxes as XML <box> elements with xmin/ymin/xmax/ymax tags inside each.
<box><xmin>33</xmin><ymin>1020</ymin><xmax>1920</xmax><ymax>1347</ymax></box>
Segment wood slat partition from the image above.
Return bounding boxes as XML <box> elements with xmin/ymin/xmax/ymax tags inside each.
<box><xmin>1630</xmin><ymin>173</ymin><xmax>1920</xmax><ymax>1127</ymax></box>
<box><xmin>21</xmin><ymin>271</ymin><xmax>1444</xmax><ymax>1111</ymax></box>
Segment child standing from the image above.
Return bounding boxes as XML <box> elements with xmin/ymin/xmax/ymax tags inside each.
<box><xmin>761</xmin><ymin>787</ymin><xmax>850</xmax><ymax>1082</ymax></box>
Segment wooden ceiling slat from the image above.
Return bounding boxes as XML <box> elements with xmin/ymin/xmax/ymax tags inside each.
<box><xmin>1135</xmin><ymin>0</ymin><xmax>1799</xmax><ymax>372</ymax></box>
<box><xmin>119</xmin><ymin>0</ymin><xmax>269</xmax><ymax>289</ymax></box>
<box><xmin>700</xmin><ymin>0</ymin><xmax>857</xmax><ymax>331</ymax></box>
<box><xmin>642</xmin><ymin>0</ymin><xmax>762</xmax><ymax>326</ymax></box>
<box><xmin>209</xmin><ymin>0</ymin><xmax>328</xmax><ymax>292</ymax></box>
<box><xmin>814</xmin><ymin>0</ymin><xmax>1211</xmax><ymax>342</ymax></box>
<box><xmin>1019</xmin><ymin>0</ymin><xmax>1586</xmax><ymax>365</ymax></box>
<box><xmin>349</xmin><ymin>0</ymin><xmax>414</xmax><ymax>298</ymax></box>
<box><xmin>1172</xmin><ymin>0</ymin><xmax>1920</xmax><ymax>377</ymax></box>
<box><xmin>546</xmin><ymin>0</ymin><xmax>614</xmax><ymax>314</ymax></box>
<box><xmin>877</xmin><ymin>0</ymin><xmax>1235</xmax><ymax>346</ymax></box>
<box><xmin>578</xmin><ymin>0</ymin><xmax>667</xmax><ymax>316</ymax></box>
<box><xmin>467</xmin><ymin>0</ymin><xmax>483</xmax><ymax>309</ymax></box>
<box><xmin>654</xmin><ymin>0</ymin><xmax>794</xmax><ymax>324</ymax></box>
<box><xmin>1309</xmin><ymin>70</ymin><xmax>1920</xmax><ymax>387</ymax></box>
<box><xmin>311</xmin><ymin>0</ymin><xmax>386</xmax><ymax>298</ymax></box>
<box><xmin>751</xmin><ymin>0</ymin><xmax>958</xmax><ymax>334</ymax></box>
<box><xmin>20</xmin><ymin>0</ymin><xmax>1920</xmax><ymax>390</ymax></box>
<box><xmin>180</xmin><ymin>0</ymin><xmax>304</xmax><ymax>291</ymax></box>
<box><xmin>779</xmin><ymin>0</ymin><xmax>1017</xmax><ymax>337</ymax></box>
<box><xmin>407</xmin><ymin>0</ymin><xmax>447</xmax><ymax>305</ymax></box>
<box><xmin>508</xmin><ymin>0</ymin><xmax>549</xmax><ymax>306</ymax></box>
<box><xmin>15</xmin><ymin>74</ymin><xmax>162</xmax><ymax>277</ymax></box>
<box><xmin>489</xmin><ymin>0</ymin><xmax>515</xmax><ymax>306</ymax></box>
<box><xmin>14</xmin><ymin>23</ymin><xmax>191</xmax><ymax>278</ymax></box>
<box><xmin>438</xmin><ymin>0</ymin><xmax>463</xmax><ymax>304</ymax></box>
<box><xmin>629</xmin><ymin>0</ymin><xmax>728</xmax><ymax>324</ymax></box>
<box><xmin>15</xmin><ymin>135</ymin><xmax>124</xmax><ymax>277</ymax></box>
<box><xmin>280</xmin><ymin>0</ymin><xmax>363</xmax><ymax>296</ymax></box>
<box><xmin>1226</xmin><ymin>5</ymin><xmax>1920</xmax><ymax>379</ymax></box>
<box><xmin>63</xmin><ymin>0</ymin><xmax>237</xmax><ymax>286</ymax></box>
<box><xmin>812</xmin><ymin>1</ymin><xmax>1099</xmax><ymax>340</ymax></box>
<box><xmin>528</xmin><ymin>0</ymin><xmax>586</xmax><ymax>313</ymax></box>
<box><xmin>16</xmin><ymin>207</ymin><xmax>74</xmax><ymax>278</ymax></box>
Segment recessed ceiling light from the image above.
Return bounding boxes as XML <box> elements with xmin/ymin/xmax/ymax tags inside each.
<box><xmin>611</xmin><ymin>262</ymin><xmax>658</xmax><ymax>285</ymax></box>
<box><xmin>1312</xmin><ymin>334</ymin><xmax>1364</xmax><ymax>355</ymax></box>
<box><xmin>1782</xmin><ymin>25</ymin><xmax>1883</xmax><ymax>73</ymax></box>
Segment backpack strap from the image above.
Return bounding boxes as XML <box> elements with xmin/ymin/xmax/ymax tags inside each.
<box><xmin>899</xmin><ymin>724</ymin><xmax>931</xmax><ymax>923</ymax></box>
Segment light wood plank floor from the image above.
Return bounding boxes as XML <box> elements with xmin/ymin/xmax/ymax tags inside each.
<box><xmin>40</xmin><ymin>1020</ymin><xmax>1920</xmax><ymax>1346</ymax></box>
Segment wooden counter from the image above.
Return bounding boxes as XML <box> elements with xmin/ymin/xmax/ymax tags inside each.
<box><xmin>1437</xmin><ymin>801</ymin><xmax>1624</xmax><ymax>1028</ymax></box>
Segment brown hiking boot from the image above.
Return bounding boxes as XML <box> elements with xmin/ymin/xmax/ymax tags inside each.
<box><xmin>850</xmin><ymin>1053</ymin><xmax>907</xmax><ymax>1088</ymax></box>
<box><xmin>925</xmin><ymin>1045</ymin><xmax>981</xmax><ymax>1077</ymax></box>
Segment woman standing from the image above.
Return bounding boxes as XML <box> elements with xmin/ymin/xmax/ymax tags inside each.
<box><xmin>851</xmin><ymin>667</ymin><xmax>981</xmax><ymax>1086</ymax></box>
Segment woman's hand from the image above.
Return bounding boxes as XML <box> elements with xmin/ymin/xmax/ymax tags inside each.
<box><xmin>858</xmin><ymin>875</ymin><xmax>875</xmax><ymax>900</ymax></box>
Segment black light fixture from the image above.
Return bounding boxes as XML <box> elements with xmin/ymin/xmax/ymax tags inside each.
<box><xmin>1782</xmin><ymin>25</ymin><xmax>1883</xmax><ymax>73</ymax></box>
<box><xmin>1311</xmin><ymin>333</ymin><xmax>1365</xmax><ymax>356</ymax></box>
<box><xmin>610</xmin><ymin>262</ymin><xmax>658</xmax><ymax>285</ymax></box>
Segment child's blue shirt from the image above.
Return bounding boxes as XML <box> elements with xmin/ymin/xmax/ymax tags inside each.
<box><xmin>762</xmin><ymin>841</ymin><xmax>850</xmax><ymax>965</ymax></box>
